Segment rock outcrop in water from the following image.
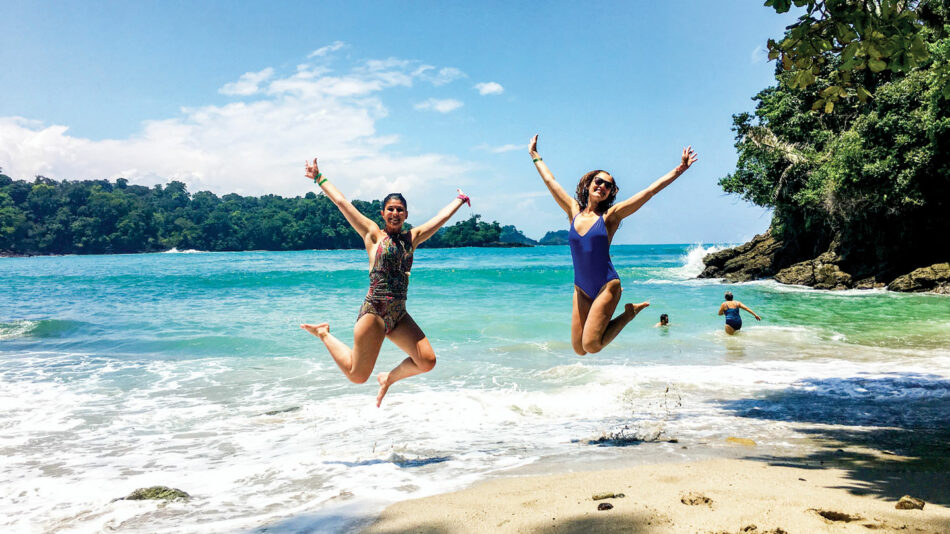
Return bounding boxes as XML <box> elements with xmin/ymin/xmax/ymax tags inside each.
<box><xmin>697</xmin><ymin>230</ymin><xmax>786</xmax><ymax>282</ymax></box>
<box><xmin>119</xmin><ymin>486</ymin><xmax>191</xmax><ymax>502</ymax></box>
<box><xmin>887</xmin><ymin>263</ymin><xmax>950</xmax><ymax>294</ymax></box>
<box><xmin>698</xmin><ymin>228</ymin><xmax>947</xmax><ymax>294</ymax></box>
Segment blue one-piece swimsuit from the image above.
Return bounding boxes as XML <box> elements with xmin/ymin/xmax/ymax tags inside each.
<box><xmin>568</xmin><ymin>214</ymin><xmax>619</xmax><ymax>299</ymax></box>
<box><xmin>724</xmin><ymin>307</ymin><xmax>742</xmax><ymax>331</ymax></box>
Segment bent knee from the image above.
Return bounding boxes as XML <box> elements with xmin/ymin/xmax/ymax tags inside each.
<box><xmin>582</xmin><ymin>341</ymin><xmax>604</xmax><ymax>354</ymax></box>
<box><xmin>418</xmin><ymin>354</ymin><xmax>436</xmax><ymax>372</ymax></box>
<box><xmin>349</xmin><ymin>371</ymin><xmax>372</xmax><ymax>384</ymax></box>
<box><xmin>572</xmin><ymin>343</ymin><xmax>587</xmax><ymax>356</ymax></box>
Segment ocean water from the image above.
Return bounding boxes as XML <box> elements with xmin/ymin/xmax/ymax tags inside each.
<box><xmin>2</xmin><ymin>245</ymin><xmax>949</xmax><ymax>532</ymax></box>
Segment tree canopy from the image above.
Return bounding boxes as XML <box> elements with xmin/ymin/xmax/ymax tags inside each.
<box><xmin>765</xmin><ymin>0</ymin><xmax>950</xmax><ymax>111</ymax></box>
<box><xmin>0</xmin><ymin>174</ymin><xmax>536</xmax><ymax>255</ymax></box>
<box><xmin>720</xmin><ymin>0</ymin><xmax>949</xmax><ymax>280</ymax></box>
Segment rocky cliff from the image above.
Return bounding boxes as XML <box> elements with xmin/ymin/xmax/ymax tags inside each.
<box><xmin>699</xmin><ymin>229</ymin><xmax>949</xmax><ymax>294</ymax></box>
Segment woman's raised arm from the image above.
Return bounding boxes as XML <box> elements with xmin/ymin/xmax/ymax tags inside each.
<box><xmin>738</xmin><ymin>302</ymin><xmax>762</xmax><ymax>321</ymax></box>
<box><xmin>410</xmin><ymin>190</ymin><xmax>470</xmax><ymax>246</ymax></box>
<box><xmin>606</xmin><ymin>146</ymin><xmax>698</xmax><ymax>224</ymax></box>
<box><xmin>530</xmin><ymin>134</ymin><xmax>578</xmax><ymax>219</ymax></box>
<box><xmin>306</xmin><ymin>158</ymin><xmax>378</xmax><ymax>240</ymax></box>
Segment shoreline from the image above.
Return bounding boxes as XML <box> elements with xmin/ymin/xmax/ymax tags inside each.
<box><xmin>361</xmin><ymin>456</ymin><xmax>950</xmax><ymax>533</ymax></box>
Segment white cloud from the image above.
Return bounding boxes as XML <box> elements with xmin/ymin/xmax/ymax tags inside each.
<box><xmin>413</xmin><ymin>65</ymin><xmax>466</xmax><ymax>86</ymax></box>
<box><xmin>414</xmin><ymin>98</ymin><xmax>463</xmax><ymax>113</ymax></box>
<box><xmin>219</xmin><ymin>68</ymin><xmax>275</xmax><ymax>96</ymax></box>
<box><xmin>474</xmin><ymin>143</ymin><xmax>523</xmax><ymax>153</ymax></box>
<box><xmin>431</xmin><ymin>67</ymin><xmax>465</xmax><ymax>85</ymax></box>
<box><xmin>0</xmin><ymin>54</ymin><xmax>472</xmax><ymax>205</ymax></box>
<box><xmin>474</xmin><ymin>82</ymin><xmax>504</xmax><ymax>95</ymax></box>
<box><xmin>308</xmin><ymin>41</ymin><xmax>346</xmax><ymax>58</ymax></box>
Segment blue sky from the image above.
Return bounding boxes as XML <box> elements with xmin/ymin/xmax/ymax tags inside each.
<box><xmin>0</xmin><ymin>1</ymin><xmax>799</xmax><ymax>244</ymax></box>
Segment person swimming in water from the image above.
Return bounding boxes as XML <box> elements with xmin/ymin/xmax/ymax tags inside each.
<box><xmin>529</xmin><ymin>134</ymin><xmax>697</xmax><ymax>354</ymax></box>
<box><xmin>717</xmin><ymin>291</ymin><xmax>761</xmax><ymax>335</ymax></box>
<box><xmin>300</xmin><ymin>157</ymin><xmax>470</xmax><ymax>406</ymax></box>
<box><xmin>655</xmin><ymin>313</ymin><xmax>670</xmax><ymax>327</ymax></box>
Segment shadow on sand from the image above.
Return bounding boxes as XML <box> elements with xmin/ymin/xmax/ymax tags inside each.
<box><xmin>363</xmin><ymin>510</ymin><xmax>660</xmax><ymax>534</ymax></box>
<box><xmin>716</xmin><ymin>372</ymin><xmax>950</xmax><ymax>506</ymax></box>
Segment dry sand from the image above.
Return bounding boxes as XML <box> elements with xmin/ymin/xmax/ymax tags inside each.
<box><xmin>363</xmin><ymin>458</ymin><xmax>950</xmax><ymax>533</ymax></box>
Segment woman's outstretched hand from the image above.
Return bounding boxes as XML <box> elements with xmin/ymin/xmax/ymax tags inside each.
<box><xmin>305</xmin><ymin>158</ymin><xmax>320</xmax><ymax>182</ymax></box>
<box><xmin>677</xmin><ymin>146</ymin><xmax>698</xmax><ymax>173</ymax></box>
<box><xmin>529</xmin><ymin>134</ymin><xmax>540</xmax><ymax>160</ymax></box>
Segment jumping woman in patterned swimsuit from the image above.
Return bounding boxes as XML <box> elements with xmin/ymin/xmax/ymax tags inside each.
<box><xmin>529</xmin><ymin>134</ymin><xmax>697</xmax><ymax>355</ymax></box>
<box><xmin>300</xmin><ymin>158</ymin><xmax>470</xmax><ymax>406</ymax></box>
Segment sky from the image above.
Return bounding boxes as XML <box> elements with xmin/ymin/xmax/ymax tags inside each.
<box><xmin>0</xmin><ymin>1</ymin><xmax>801</xmax><ymax>244</ymax></box>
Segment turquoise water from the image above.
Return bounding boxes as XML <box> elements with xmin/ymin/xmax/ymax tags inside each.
<box><xmin>2</xmin><ymin>246</ymin><xmax>949</xmax><ymax>532</ymax></box>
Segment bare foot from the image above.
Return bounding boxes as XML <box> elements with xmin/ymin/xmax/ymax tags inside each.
<box><xmin>301</xmin><ymin>323</ymin><xmax>330</xmax><ymax>339</ymax></box>
<box><xmin>626</xmin><ymin>302</ymin><xmax>650</xmax><ymax>319</ymax></box>
<box><xmin>376</xmin><ymin>372</ymin><xmax>391</xmax><ymax>407</ymax></box>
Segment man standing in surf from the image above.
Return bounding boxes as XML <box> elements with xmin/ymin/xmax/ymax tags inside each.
<box><xmin>529</xmin><ymin>134</ymin><xmax>697</xmax><ymax>354</ymax></box>
<box><xmin>300</xmin><ymin>158</ymin><xmax>470</xmax><ymax>406</ymax></box>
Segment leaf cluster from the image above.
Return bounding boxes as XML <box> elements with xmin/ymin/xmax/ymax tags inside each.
<box><xmin>765</xmin><ymin>0</ymin><xmax>949</xmax><ymax>111</ymax></box>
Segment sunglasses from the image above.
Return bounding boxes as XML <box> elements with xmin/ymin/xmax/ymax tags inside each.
<box><xmin>593</xmin><ymin>177</ymin><xmax>616</xmax><ymax>190</ymax></box>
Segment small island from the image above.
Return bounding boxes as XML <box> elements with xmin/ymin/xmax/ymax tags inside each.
<box><xmin>0</xmin><ymin>173</ymin><xmax>568</xmax><ymax>255</ymax></box>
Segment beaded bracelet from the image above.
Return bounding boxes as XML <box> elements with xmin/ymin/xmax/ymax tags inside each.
<box><xmin>532</xmin><ymin>157</ymin><xmax>542</xmax><ymax>163</ymax></box>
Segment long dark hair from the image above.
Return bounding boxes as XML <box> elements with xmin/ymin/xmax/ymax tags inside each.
<box><xmin>575</xmin><ymin>170</ymin><xmax>618</xmax><ymax>213</ymax></box>
<box><xmin>382</xmin><ymin>193</ymin><xmax>407</xmax><ymax>209</ymax></box>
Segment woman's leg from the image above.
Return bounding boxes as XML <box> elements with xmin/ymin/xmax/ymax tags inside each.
<box><xmin>571</xmin><ymin>288</ymin><xmax>593</xmax><ymax>355</ymax></box>
<box><xmin>724</xmin><ymin>324</ymin><xmax>737</xmax><ymax>335</ymax></box>
<box><xmin>581</xmin><ymin>280</ymin><xmax>649</xmax><ymax>354</ymax></box>
<box><xmin>301</xmin><ymin>313</ymin><xmax>386</xmax><ymax>384</ymax></box>
<box><xmin>375</xmin><ymin>314</ymin><xmax>436</xmax><ymax>407</ymax></box>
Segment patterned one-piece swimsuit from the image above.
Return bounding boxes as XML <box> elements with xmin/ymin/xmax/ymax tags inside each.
<box><xmin>357</xmin><ymin>231</ymin><xmax>413</xmax><ymax>333</ymax></box>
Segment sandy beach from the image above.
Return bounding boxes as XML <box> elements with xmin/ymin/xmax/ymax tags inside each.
<box><xmin>364</xmin><ymin>457</ymin><xmax>950</xmax><ymax>533</ymax></box>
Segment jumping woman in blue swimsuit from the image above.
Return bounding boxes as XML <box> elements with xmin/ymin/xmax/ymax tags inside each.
<box><xmin>529</xmin><ymin>134</ymin><xmax>697</xmax><ymax>354</ymax></box>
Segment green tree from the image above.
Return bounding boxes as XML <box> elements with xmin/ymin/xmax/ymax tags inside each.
<box><xmin>765</xmin><ymin>0</ymin><xmax>950</xmax><ymax>111</ymax></box>
<box><xmin>721</xmin><ymin>0</ymin><xmax>950</xmax><ymax>280</ymax></box>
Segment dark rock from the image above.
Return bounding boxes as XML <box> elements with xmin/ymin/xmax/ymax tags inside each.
<box><xmin>895</xmin><ymin>495</ymin><xmax>925</xmax><ymax>510</ymax></box>
<box><xmin>120</xmin><ymin>486</ymin><xmax>190</xmax><ymax>501</ymax></box>
<box><xmin>887</xmin><ymin>263</ymin><xmax>950</xmax><ymax>294</ymax></box>
<box><xmin>854</xmin><ymin>276</ymin><xmax>885</xmax><ymax>289</ymax></box>
<box><xmin>699</xmin><ymin>230</ymin><xmax>784</xmax><ymax>282</ymax></box>
<box><xmin>775</xmin><ymin>249</ymin><xmax>853</xmax><ymax>289</ymax></box>
<box><xmin>774</xmin><ymin>260</ymin><xmax>815</xmax><ymax>286</ymax></box>
<box><xmin>680</xmin><ymin>492</ymin><xmax>713</xmax><ymax>506</ymax></box>
<box><xmin>597</xmin><ymin>502</ymin><xmax>613</xmax><ymax>511</ymax></box>
<box><xmin>262</xmin><ymin>406</ymin><xmax>301</xmax><ymax>416</ymax></box>
<box><xmin>811</xmin><ymin>509</ymin><xmax>859</xmax><ymax>522</ymax></box>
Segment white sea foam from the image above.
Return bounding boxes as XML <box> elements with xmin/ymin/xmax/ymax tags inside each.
<box><xmin>669</xmin><ymin>244</ymin><xmax>726</xmax><ymax>279</ymax></box>
<box><xmin>2</xmin><ymin>347</ymin><xmax>949</xmax><ymax>532</ymax></box>
<box><xmin>0</xmin><ymin>319</ymin><xmax>38</xmax><ymax>340</ymax></box>
<box><xmin>162</xmin><ymin>247</ymin><xmax>204</xmax><ymax>254</ymax></box>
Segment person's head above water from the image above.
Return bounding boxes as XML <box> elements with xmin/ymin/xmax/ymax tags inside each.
<box><xmin>576</xmin><ymin>170</ymin><xmax>619</xmax><ymax>214</ymax></box>
<box><xmin>724</xmin><ymin>291</ymin><xmax>734</xmax><ymax>301</ymax></box>
<box><xmin>659</xmin><ymin>313</ymin><xmax>669</xmax><ymax>325</ymax></box>
<box><xmin>381</xmin><ymin>193</ymin><xmax>408</xmax><ymax>232</ymax></box>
